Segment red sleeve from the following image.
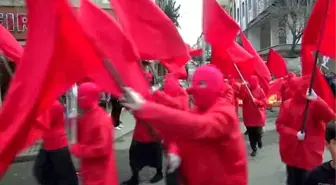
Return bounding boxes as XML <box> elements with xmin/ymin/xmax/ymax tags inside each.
<box><xmin>313</xmin><ymin>98</ymin><xmax>336</xmax><ymax>123</ymax></box>
<box><xmin>76</xmin><ymin>118</ymin><xmax>110</xmax><ymax>158</ymax></box>
<box><xmin>166</xmin><ymin>141</ymin><xmax>179</xmax><ymax>155</ymax></box>
<box><xmin>254</xmin><ymin>88</ymin><xmax>267</xmax><ymax>107</ymax></box>
<box><xmin>235</xmin><ymin>84</ymin><xmax>247</xmax><ymax>100</ymax></box>
<box><xmin>275</xmin><ymin>102</ymin><xmax>297</xmax><ymax>136</ymax></box>
<box><xmin>153</xmin><ymin>91</ymin><xmax>182</xmax><ymax>108</ymax></box>
<box><xmin>135</xmin><ymin>99</ymin><xmax>237</xmax><ymax>140</ymax></box>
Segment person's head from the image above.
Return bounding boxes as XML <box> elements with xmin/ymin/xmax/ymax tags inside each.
<box><xmin>326</xmin><ymin>120</ymin><xmax>336</xmax><ymax>161</ymax></box>
<box><xmin>163</xmin><ymin>74</ymin><xmax>182</xmax><ymax>97</ymax></box>
<box><xmin>290</xmin><ymin>75</ymin><xmax>310</xmax><ymax>100</ymax></box>
<box><xmin>187</xmin><ymin>65</ymin><xmax>226</xmax><ymax>110</ymax></box>
<box><xmin>78</xmin><ymin>82</ymin><xmax>100</xmax><ymax>111</ymax></box>
<box><xmin>249</xmin><ymin>75</ymin><xmax>259</xmax><ymax>90</ymax></box>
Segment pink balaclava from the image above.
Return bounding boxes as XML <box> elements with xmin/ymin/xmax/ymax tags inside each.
<box><xmin>163</xmin><ymin>74</ymin><xmax>182</xmax><ymax>97</ymax></box>
<box><xmin>78</xmin><ymin>82</ymin><xmax>100</xmax><ymax>110</ymax></box>
<box><xmin>188</xmin><ymin>65</ymin><xmax>225</xmax><ymax>110</ymax></box>
<box><xmin>249</xmin><ymin>75</ymin><xmax>259</xmax><ymax>90</ymax></box>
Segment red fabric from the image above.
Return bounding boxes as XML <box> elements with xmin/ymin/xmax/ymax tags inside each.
<box><xmin>240</xmin><ymin>32</ymin><xmax>271</xmax><ymax>94</ymax></box>
<box><xmin>266</xmin><ymin>78</ymin><xmax>283</xmax><ymax>106</ymax></box>
<box><xmin>280</xmin><ymin>74</ymin><xmax>296</xmax><ymax>102</ymax></box>
<box><xmin>301</xmin><ymin>0</ymin><xmax>335</xmax><ymax>58</ymax></box>
<box><xmin>266</xmin><ymin>49</ymin><xmax>288</xmax><ymax>78</ymax></box>
<box><xmin>301</xmin><ymin>47</ymin><xmax>336</xmax><ymax>111</ymax></box>
<box><xmin>72</xmin><ymin>83</ymin><xmax>117</xmax><ymax>185</ymax></box>
<box><xmin>276</xmin><ymin>96</ymin><xmax>335</xmax><ymax>170</ymax></box>
<box><xmin>110</xmin><ymin>0</ymin><xmax>189</xmax><ymax>66</ymax></box>
<box><xmin>135</xmin><ymin>99</ymin><xmax>247</xmax><ymax>185</ymax></box>
<box><xmin>42</xmin><ymin>101</ymin><xmax>68</xmax><ymax>150</ymax></box>
<box><xmin>71</xmin><ymin>106</ymin><xmax>117</xmax><ymax>185</ymax></box>
<box><xmin>145</xmin><ymin>71</ymin><xmax>153</xmax><ymax>84</ymax></box>
<box><xmin>211</xmin><ymin>42</ymin><xmax>254</xmax><ymax>79</ymax></box>
<box><xmin>78</xmin><ymin>0</ymin><xmax>150</xmax><ymax>98</ymax></box>
<box><xmin>161</xmin><ymin>62</ymin><xmax>188</xmax><ymax>80</ymax></box>
<box><xmin>0</xmin><ymin>0</ymin><xmax>123</xmax><ymax>176</ymax></box>
<box><xmin>203</xmin><ymin>0</ymin><xmax>240</xmax><ymax>48</ymax></box>
<box><xmin>189</xmin><ymin>48</ymin><xmax>203</xmax><ymax>57</ymax></box>
<box><xmin>0</xmin><ymin>24</ymin><xmax>23</xmax><ymax>63</ymax></box>
<box><xmin>237</xmin><ymin>76</ymin><xmax>266</xmax><ymax>127</ymax></box>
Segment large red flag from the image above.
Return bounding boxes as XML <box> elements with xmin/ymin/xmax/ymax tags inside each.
<box><xmin>109</xmin><ymin>0</ymin><xmax>189</xmax><ymax>67</ymax></box>
<box><xmin>0</xmin><ymin>0</ymin><xmax>121</xmax><ymax>176</ymax></box>
<box><xmin>301</xmin><ymin>47</ymin><xmax>335</xmax><ymax>111</ymax></box>
<box><xmin>240</xmin><ymin>32</ymin><xmax>271</xmax><ymax>93</ymax></box>
<box><xmin>203</xmin><ymin>0</ymin><xmax>240</xmax><ymax>48</ymax></box>
<box><xmin>302</xmin><ymin>0</ymin><xmax>335</xmax><ymax>58</ymax></box>
<box><xmin>266</xmin><ymin>49</ymin><xmax>288</xmax><ymax>78</ymax></box>
<box><xmin>161</xmin><ymin>61</ymin><xmax>188</xmax><ymax>79</ymax></box>
<box><xmin>0</xmin><ymin>24</ymin><xmax>23</xmax><ymax>63</ymax></box>
<box><xmin>78</xmin><ymin>0</ymin><xmax>150</xmax><ymax>97</ymax></box>
<box><xmin>211</xmin><ymin>42</ymin><xmax>254</xmax><ymax>79</ymax></box>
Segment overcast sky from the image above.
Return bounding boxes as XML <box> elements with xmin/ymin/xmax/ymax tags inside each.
<box><xmin>176</xmin><ymin>0</ymin><xmax>202</xmax><ymax>46</ymax></box>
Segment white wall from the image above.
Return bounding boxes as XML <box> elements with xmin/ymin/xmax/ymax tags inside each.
<box><xmin>247</xmin><ymin>25</ymin><xmax>261</xmax><ymax>50</ymax></box>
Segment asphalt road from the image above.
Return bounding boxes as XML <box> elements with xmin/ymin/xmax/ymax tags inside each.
<box><xmin>0</xmin><ymin>119</ymin><xmax>331</xmax><ymax>185</ymax></box>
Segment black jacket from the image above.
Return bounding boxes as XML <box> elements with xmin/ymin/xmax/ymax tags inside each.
<box><xmin>305</xmin><ymin>161</ymin><xmax>335</xmax><ymax>185</ymax></box>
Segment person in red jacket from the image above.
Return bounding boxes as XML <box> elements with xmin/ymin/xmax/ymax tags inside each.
<box><xmin>33</xmin><ymin>100</ymin><xmax>79</xmax><ymax>185</ymax></box>
<box><xmin>70</xmin><ymin>82</ymin><xmax>117</xmax><ymax>185</ymax></box>
<box><xmin>236</xmin><ymin>75</ymin><xmax>267</xmax><ymax>156</ymax></box>
<box><xmin>276</xmin><ymin>76</ymin><xmax>335</xmax><ymax>185</ymax></box>
<box><xmin>121</xmin><ymin>65</ymin><xmax>248</xmax><ymax>185</ymax></box>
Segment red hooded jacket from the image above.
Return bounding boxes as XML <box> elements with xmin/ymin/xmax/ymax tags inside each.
<box><xmin>280</xmin><ymin>72</ymin><xmax>296</xmax><ymax>102</ymax></box>
<box><xmin>71</xmin><ymin>82</ymin><xmax>117</xmax><ymax>185</ymax></box>
<box><xmin>135</xmin><ymin>65</ymin><xmax>247</xmax><ymax>185</ymax></box>
<box><xmin>42</xmin><ymin>100</ymin><xmax>68</xmax><ymax>150</ymax></box>
<box><xmin>276</xmin><ymin>76</ymin><xmax>335</xmax><ymax>170</ymax></box>
<box><xmin>237</xmin><ymin>76</ymin><xmax>267</xmax><ymax>127</ymax></box>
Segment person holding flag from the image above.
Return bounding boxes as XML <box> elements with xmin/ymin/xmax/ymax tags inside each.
<box><xmin>70</xmin><ymin>82</ymin><xmax>117</xmax><ymax>185</ymax></box>
<box><xmin>235</xmin><ymin>75</ymin><xmax>267</xmax><ymax>156</ymax></box>
<box><xmin>121</xmin><ymin>65</ymin><xmax>248</xmax><ymax>185</ymax></box>
<box><xmin>275</xmin><ymin>76</ymin><xmax>335</xmax><ymax>185</ymax></box>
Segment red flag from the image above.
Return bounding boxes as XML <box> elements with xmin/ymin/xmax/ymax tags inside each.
<box><xmin>78</xmin><ymin>0</ymin><xmax>150</xmax><ymax>97</ymax></box>
<box><xmin>0</xmin><ymin>0</ymin><xmax>118</xmax><ymax>176</ymax></box>
<box><xmin>110</xmin><ymin>0</ymin><xmax>189</xmax><ymax>66</ymax></box>
<box><xmin>189</xmin><ymin>48</ymin><xmax>203</xmax><ymax>57</ymax></box>
<box><xmin>266</xmin><ymin>78</ymin><xmax>283</xmax><ymax>106</ymax></box>
<box><xmin>203</xmin><ymin>0</ymin><xmax>240</xmax><ymax>48</ymax></box>
<box><xmin>266</xmin><ymin>49</ymin><xmax>288</xmax><ymax>78</ymax></box>
<box><xmin>240</xmin><ymin>32</ymin><xmax>271</xmax><ymax>93</ymax></box>
<box><xmin>211</xmin><ymin>42</ymin><xmax>254</xmax><ymax>79</ymax></box>
<box><xmin>0</xmin><ymin>24</ymin><xmax>23</xmax><ymax>63</ymax></box>
<box><xmin>302</xmin><ymin>0</ymin><xmax>335</xmax><ymax>58</ymax></box>
<box><xmin>161</xmin><ymin>62</ymin><xmax>188</xmax><ymax>79</ymax></box>
<box><xmin>301</xmin><ymin>47</ymin><xmax>335</xmax><ymax>111</ymax></box>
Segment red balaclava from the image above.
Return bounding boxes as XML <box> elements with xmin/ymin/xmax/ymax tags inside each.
<box><xmin>163</xmin><ymin>74</ymin><xmax>182</xmax><ymax>97</ymax></box>
<box><xmin>249</xmin><ymin>75</ymin><xmax>259</xmax><ymax>90</ymax></box>
<box><xmin>290</xmin><ymin>75</ymin><xmax>311</xmax><ymax>101</ymax></box>
<box><xmin>188</xmin><ymin>65</ymin><xmax>226</xmax><ymax>110</ymax></box>
<box><xmin>78</xmin><ymin>82</ymin><xmax>100</xmax><ymax>110</ymax></box>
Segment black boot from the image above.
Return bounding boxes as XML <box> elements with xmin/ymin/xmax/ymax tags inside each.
<box><xmin>149</xmin><ymin>170</ymin><xmax>163</xmax><ymax>183</ymax></box>
<box><xmin>250</xmin><ymin>150</ymin><xmax>257</xmax><ymax>157</ymax></box>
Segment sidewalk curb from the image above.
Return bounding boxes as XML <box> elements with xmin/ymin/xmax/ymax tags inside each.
<box><xmin>14</xmin><ymin>129</ymin><xmax>135</xmax><ymax>163</ymax></box>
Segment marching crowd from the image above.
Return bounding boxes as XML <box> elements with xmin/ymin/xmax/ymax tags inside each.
<box><xmin>30</xmin><ymin>64</ymin><xmax>335</xmax><ymax>185</ymax></box>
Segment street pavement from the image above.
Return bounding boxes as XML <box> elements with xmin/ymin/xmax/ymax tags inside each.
<box><xmin>0</xmin><ymin>109</ymin><xmax>332</xmax><ymax>185</ymax></box>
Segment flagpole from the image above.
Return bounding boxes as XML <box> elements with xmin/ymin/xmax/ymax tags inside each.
<box><xmin>300</xmin><ymin>0</ymin><xmax>331</xmax><ymax>133</ymax></box>
<box><xmin>233</xmin><ymin>63</ymin><xmax>255</xmax><ymax>103</ymax></box>
<box><xmin>66</xmin><ymin>84</ymin><xmax>78</xmax><ymax>144</ymax></box>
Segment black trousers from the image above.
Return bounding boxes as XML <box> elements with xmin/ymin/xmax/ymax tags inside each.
<box><xmin>129</xmin><ymin>140</ymin><xmax>163</xmax><ymax>175</ymax></box>
<box><xmin>286</xmin><ymin>165</ymin><xmax>309</xmax><ymax>185</ymax></box>
<box><xmin>246</xmin><ymin>126</ymin><xmax>263</xmax><ymax>151</ymax></box>
<box><xmin>111</xmin><ymin>99</ymin><xmax>122</xmax><ymax>127</ymax></box>
<box><xmin>33</xmin><ymin>147</ymin><xmax>78</xmax><ymax>185</ymax></box>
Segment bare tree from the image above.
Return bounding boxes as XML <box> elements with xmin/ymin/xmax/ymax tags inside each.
<box><xmin>268</xmin><ymin>0</ymin><xmax>315</xmax><ymax>57</ymax></box>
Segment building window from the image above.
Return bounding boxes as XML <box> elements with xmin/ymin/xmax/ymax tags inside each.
<box><xmin>242</xmin><ymin>2</ymin><xmax>245</xmax><ymax>17</ymax></box>
<box><xmin>237</xmin><ymin>8</ymin><xmax>240</xmax><ymax>21</ymax></box>
<box><xmin>248</xmin><ymin>0</ymin><xmax>251</xmax><ymax>10</ymax></box>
